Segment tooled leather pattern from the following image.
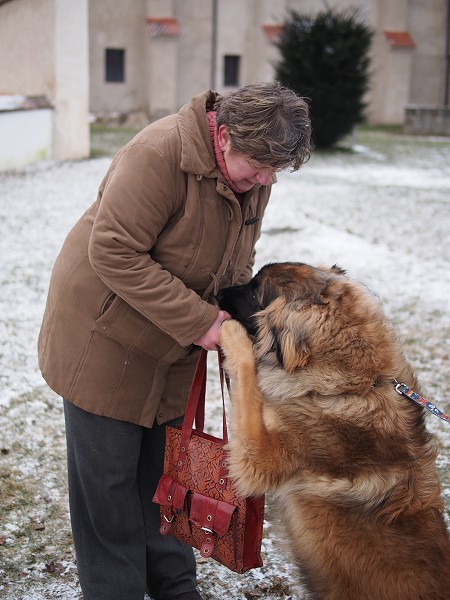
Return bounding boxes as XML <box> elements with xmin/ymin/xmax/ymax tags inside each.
<box><xmin>155</xmin><ymin>426</ymin><xmax>263</xmax><ymax>573</ymax></box>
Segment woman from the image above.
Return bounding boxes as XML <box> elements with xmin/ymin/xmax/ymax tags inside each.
<box><xmin>38</xmin><ymin>81</ymin><xmax>311</xmax><ymax>600</ymax></box>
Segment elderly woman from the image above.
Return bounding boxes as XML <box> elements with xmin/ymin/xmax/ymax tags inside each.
<box><xmin>38</xmin><ymin>81</ymin><xmax>311</xmax><ymax>600</ymax></box>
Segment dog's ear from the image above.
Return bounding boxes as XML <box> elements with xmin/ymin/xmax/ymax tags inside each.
<box><xmin>274</xmin><ymin>324</ymin><xmax>310</xmax><ymax>373</ymax></box>
<box><xmin>257</xmin><ymin>298</ymin><xmax>311</xmax><ymax>373</ymax></box>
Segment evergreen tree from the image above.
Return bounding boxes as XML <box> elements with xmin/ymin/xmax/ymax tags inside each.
<box><xmin>275</xmin><ymin>9</ymin><xmax>373</xmax><ymax>148</ymax></box>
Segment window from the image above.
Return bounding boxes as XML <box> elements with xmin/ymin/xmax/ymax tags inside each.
<box><xmin>223</xmin><ymin>55</ymin><xmax>240</xmax><ymax>87</ymax></box>
<box><xmin>105</xmin><ymin>48</ymin><xmax>125</xmax><ymax>82</ymax></box>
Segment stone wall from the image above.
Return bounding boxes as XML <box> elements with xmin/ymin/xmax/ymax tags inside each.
<box><xmin>404</xmin><ymin>106</ymin><xmax>450</xmax><ymax>135</ymax></box>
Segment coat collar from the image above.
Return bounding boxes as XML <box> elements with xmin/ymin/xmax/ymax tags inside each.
<box><xmin>177</xmin><ymin>89</ymin><xmax>219</xmax><ymax>178</ymax></box>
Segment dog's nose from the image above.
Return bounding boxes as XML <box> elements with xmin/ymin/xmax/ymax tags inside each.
<box><xmin>216</xmin><ymin>289</ymin><xmax>226</xmax><ymax>308</ymax></box>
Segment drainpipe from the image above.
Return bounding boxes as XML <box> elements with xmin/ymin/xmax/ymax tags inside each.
<box><xmin>445</xmin><ymin>0</ymin><xmax>450</xmax><ymax>106</ymax></box>
<box><xmin>211</xmin><ymin>0</ymin><xmax>218</xmax><ymax>90</ymax></box>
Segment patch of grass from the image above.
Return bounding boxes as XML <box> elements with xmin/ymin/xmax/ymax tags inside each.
<box><xmin>90</xmin><ymin>125</ymin><xmax>142</xmax><ymax>158</ymax></box>
<box><xmin>357</xmin><ymin>122</ymin><xmax>405</xmax><ymax>135</ymax></box>
<box><xmin>313</xmin><ymin>123</ymin><xmax>408</xmax><ymax>157</ymax></box>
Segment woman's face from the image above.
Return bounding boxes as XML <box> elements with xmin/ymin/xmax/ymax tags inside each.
<box><xmin>218</xmin><ymin>125</ymin><xmax>277</xmax><ymax>193</ymax></box>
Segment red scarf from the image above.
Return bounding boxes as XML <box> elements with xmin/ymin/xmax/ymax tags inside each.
<box><xmin>206</xmin><ymin>111</ymin><xmax>243</xmax><ymax>196</ymax></box>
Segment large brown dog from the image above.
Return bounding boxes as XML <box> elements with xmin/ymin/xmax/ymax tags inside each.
<box><xmin>218</xmin><ymin>262</ymin><xmax>450</xmax><ymax>600</ymax></box>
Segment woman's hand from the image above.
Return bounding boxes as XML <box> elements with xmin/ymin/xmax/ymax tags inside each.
<box><xmin>194</xmin><ymin>310</ymin><xmax>232</xmax><ymax>351</ymax></box>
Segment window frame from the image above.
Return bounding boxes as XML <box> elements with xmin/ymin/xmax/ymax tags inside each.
<box><xmin>105</xmin><ymin>48</ymin><xmax>125</xmax><ymax>83</ymax></box>
<box><xmin>223</xmin><ymin>54</ymin><xmax>240</xmax><ymax>87</ymax></box>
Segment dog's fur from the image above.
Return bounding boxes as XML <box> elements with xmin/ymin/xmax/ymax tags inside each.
<box><xmin>218</xmin><ymin>262</ymin><xmax>450</xmax><ymax>600</ymax></box>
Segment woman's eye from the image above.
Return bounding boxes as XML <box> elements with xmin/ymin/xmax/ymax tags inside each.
<box><xmin>248</xmin><ymin>159</ymin><xmax>263</xmax><ymax>171</ymax></box>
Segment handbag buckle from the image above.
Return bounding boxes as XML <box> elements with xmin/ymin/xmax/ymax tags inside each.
<box><xmin>201</xmin><ymin>527</ymin><xmax>213</xmax><ymax>534</ymax></box>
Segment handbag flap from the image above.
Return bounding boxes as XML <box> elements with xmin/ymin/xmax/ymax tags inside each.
<box><xmin>189</xmin><ymin>492</ymin><xmax>235</xmax><ymax>537</ymax></box>
<box><xmin>152</xmin><ymin>474</ymin><xmax>188</xmax><ymax>513</ymax></box>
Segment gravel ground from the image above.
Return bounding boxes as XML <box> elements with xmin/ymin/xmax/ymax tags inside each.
<box><xmin>0</xmin><ymin>127</ymin><xmax>449</xmax><ymax>599</ymax></box>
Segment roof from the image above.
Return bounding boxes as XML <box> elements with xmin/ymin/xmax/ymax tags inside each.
<box><xmin>262</xmin><ymin>24</ymin><xmax>283</xmax><ymax>44</ymax></box>
<box><xmin>0</xmin><ymin>95</ymin><xmax>53</xmax><ymax>112</ymax></box>
<box><xmin>383</xmin><ymin>31</ymin><xmax>415</xmax><ymax>49</ymax></box>
<box><xmin>146</xmin><ymin>17</ymin><xmax>180</xmax><ymax>38</ymax></box>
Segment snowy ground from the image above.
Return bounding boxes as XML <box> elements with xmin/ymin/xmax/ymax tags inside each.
<box><xmin>0</xmin><ymin>128</ymin><xmax>449</xmax><ymax>599</ymax></box>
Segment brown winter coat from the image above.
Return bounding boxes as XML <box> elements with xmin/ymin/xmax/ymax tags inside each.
<box><xmin>38</xmin><ymin>90</ymin><xmax>271</xmax><ymax>427</ymax></box>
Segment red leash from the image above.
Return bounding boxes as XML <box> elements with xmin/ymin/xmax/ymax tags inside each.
<box><xmin>394</xmin><ymin>381</ymin><xmax>450</xmax><ymax>424</ymax></box>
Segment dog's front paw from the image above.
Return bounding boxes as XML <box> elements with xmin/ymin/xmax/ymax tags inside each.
<box><xmin>220</xmin><ymin>319</ymin><xmax>251</xmax><ymax>352</ymax></box>
<box><xmin>220</xmin><ymin>320</ymin><xmax>255</xmax><ymax>377</ymax></box>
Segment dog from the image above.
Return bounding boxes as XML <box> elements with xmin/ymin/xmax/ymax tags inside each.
<box><xmin>217</xmin><ymin>262</ymin><xmax>450</xmax><ymax>600</ymax></box>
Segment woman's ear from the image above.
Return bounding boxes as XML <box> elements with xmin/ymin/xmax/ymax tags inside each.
<box><xmin>217</xmin><ymin>125</ymin><xmax>230</xmax><ymax>152</ymax></box>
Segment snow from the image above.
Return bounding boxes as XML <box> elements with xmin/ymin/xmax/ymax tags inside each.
<box><xmin>0</xmin><ymin>131</ymin><xmax>449</xmax><ymax>599</ymax></box>
<box><xmin>0</xmin><ymin>96</ymin><xmax>28</xmax><ymax>111</ymax></box>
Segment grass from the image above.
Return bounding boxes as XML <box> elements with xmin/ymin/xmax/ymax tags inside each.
<box><xmin>90</xmin><ymin>122</ymin><xmax>431</xmax><ymax>161</ymax></box>
<box><xmin>90</xmin><ymin>125</ymin><xmax>142</xmax><ymax>158</ymax></box>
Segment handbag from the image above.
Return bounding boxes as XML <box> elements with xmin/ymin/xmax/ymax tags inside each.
<box><xmin>152</xmin><ymin>349</ymin><xmax>264</xmax><ymax>574</ymax></box>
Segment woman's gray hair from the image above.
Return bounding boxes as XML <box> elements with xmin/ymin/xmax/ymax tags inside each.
<box><xmin>215</xmin><ymin>81</ymin><xmax>311</xmax><ymax>171</ymax></box>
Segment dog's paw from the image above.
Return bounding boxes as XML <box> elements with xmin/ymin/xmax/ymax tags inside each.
<box><xmin>220</xmin><ymin>320</ymin><xmax>255</xmax><ymax>376</ymax></box>
<box><xmin>220</xmin><ymin>319</ymin><xmax>251</xmax><ymax>353</ymax></box>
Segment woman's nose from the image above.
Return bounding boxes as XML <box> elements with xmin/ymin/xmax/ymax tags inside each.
<box><xmin>256</xmin><ymin>168</ymin><xmax>273</xmax><ymax>185</ymax></box>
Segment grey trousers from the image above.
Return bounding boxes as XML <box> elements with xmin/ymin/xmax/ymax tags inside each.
<box><xmin>64</xmin><ymin>400</ymin><xmax>198</xmax><ymax>600</ymax></box>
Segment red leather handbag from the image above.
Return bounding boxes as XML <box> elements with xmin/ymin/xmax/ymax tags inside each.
<box><xmin>152</xmin><ymin>349</ymin><xmax>264</xmax><ymax>574</ymax></box>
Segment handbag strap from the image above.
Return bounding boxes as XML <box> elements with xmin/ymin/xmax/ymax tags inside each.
<box><xmin>177</xmin><ymin>349</ymin><xmax>228</xmax><ymax>472</ymax></box>
<box><xmin>218</xmin><ymin>350</ymin><xmax>229</xmax><ymax>441</ymax></box>
<box><xmin>194</xmin><ymin>352</ymin><xmax>207</xmax><ymax>433</ymax></box>
<box><xmin>182</xmin><ymin>349</ymin><xmax>208</xmax><ymax>435</ymax></box>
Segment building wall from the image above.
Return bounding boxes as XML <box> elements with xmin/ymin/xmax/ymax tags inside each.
<box><xmin>408</xmin><ymin>0</ymin><xmax>449</xmax><ymax>106</ymax></box>
<box><xmin>369</xmin><ymin>0</ymin><xmax>412</xmax><ymax>123</ymax></box>
<box><xmin>0</xmin><ymin>0</ymin><xmax>55</xmax><ymax>97</ymax></box>
<box><xmin>171</xmin><ymin>0</ymin><xmax>365</xmax><ymax>102</ymax></box>
<box><xmin>145</xmin><ymin>0</ymin><xmax>180</xmax><ymax>117</ymax></box>
<box><xmin>0</xmin><ymin>0</ymin><xmax>89</xmax><ymax>161</ymax></box>
<box><xmin>89</xmin><ymin>0</ymin><xmax>146</xmax><ymax>116</ymax></box>
<box><xmin>172</xmin><ymin>0</ymin><xmax>212</xmax><ymax>112</ymax></box>
<box><xmin>90</xmin><ymin>0</ymin><xmax>362</xmax><ymax>118</ymax></box>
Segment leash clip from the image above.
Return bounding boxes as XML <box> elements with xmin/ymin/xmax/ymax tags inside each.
<box><xmin>395</xmin><ymin>382</ymin><xmax>409</xmax><ymax>396</ymax></box>
<box><xmin>393</xmin><ymin>380</ymin><xmax>450</xmax><ymax>424</ymax></box>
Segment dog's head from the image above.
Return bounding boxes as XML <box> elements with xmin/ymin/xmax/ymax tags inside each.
<box><xmin>218</xmin><ymin>262</ymin><xmax>403</xmax><ymax>393</ymax></box>
<box><xmin>217</xmin><ymin>262</ymin><xmax>337</xmax><ymax>336</ymax></box>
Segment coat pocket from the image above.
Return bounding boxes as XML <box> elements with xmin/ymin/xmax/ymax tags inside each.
<box><xmin>92</xmin><ymin>295</ymin><xmax>189</xmax><ymax>363</ymax></box>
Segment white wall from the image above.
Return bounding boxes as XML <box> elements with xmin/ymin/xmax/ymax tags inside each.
<box><xmin>0</xmin><ymin>109</ymin><xmax>53</xmax><ymax>171</ymax></box>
